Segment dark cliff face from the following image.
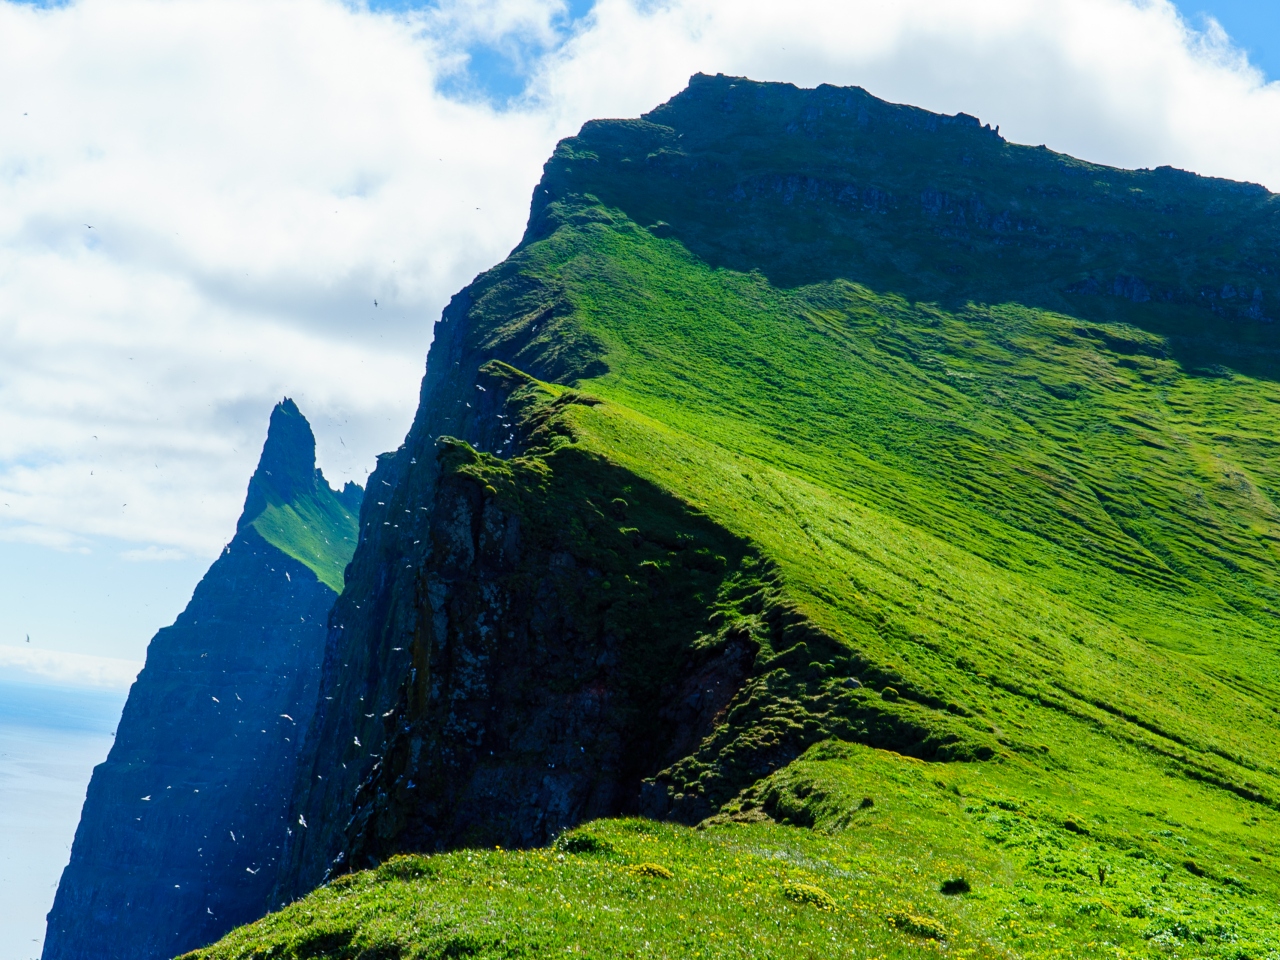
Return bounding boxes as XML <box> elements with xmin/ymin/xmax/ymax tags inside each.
<box><xmin>278</xmin><ymin>320</ymin><xmax>541</xmax><ymax>894</ymax></box>
<box><xmin>336</xmin><ymin>436</ymin><xmax>755</xmax><ymax>864</ymax></box>
<box><xmin>277</xmin><ymin>250</ymin><xmax>593</xmax><ymax>895</ymax></box>
<box><xmin>279</xmin><ymin>260</ymin><xmax>632</xmax><ymax>894</ymax></box>
<box><xmin>43</xmin><ymin>401</ymin><xmax>360</xmax><ymax>960</ymax></box>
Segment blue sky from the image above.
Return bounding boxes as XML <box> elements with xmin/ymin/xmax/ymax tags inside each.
<box><xmin>369</xmin><ymin>1</ymin><xmax>1280</xmax><ymax>101</ymax></box>
<box><xmin>0</xmin><ymin>540</ymin><xmax>207</xmax><ymax>661</ymax></box>
<box><xmin>1176</xmin><ymin>1</ymin><xmax>1280</xmax><ymax>78</ymax></box>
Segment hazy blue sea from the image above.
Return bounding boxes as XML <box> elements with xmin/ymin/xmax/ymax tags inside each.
<box><xmin>0</xmin><ymin>681</ymin><xmax>126</xmax><ymax>960</ymax></box>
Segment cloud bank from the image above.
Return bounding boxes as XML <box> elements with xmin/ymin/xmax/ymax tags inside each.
<box><xmin>0</xmin><ymin>644</ymin><xmax>141</xmax><ymax>690</ymax></box>
<box><xmin>0</xmin><ymin>0</ymin><xmax>1277</xmax><ymax>561</ymax></box>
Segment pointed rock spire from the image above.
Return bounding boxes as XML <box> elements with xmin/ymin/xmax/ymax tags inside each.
<box><xmin>239</xmin><ymin>398</ymin><xmax>318</xmax><ymax>528</ymax></box>
<box><xmin>42</xmin><ymin>397</ymin><xmax>347</xmax><ymax>960</ymax></box>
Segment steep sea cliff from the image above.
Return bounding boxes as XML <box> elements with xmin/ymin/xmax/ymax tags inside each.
<box><xmin>43</xmin><ymin>400</ymin><xmax>360</xmax><ymax>960</ymax></box>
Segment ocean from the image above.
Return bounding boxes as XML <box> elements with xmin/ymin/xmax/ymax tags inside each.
<box><xmin>0</xmin><ymin>681</ymin><xmax>127</xmax><ymax>960</ymax></box>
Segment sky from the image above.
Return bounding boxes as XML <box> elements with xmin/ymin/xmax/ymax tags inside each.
<box><xmin>0</xmin><ymin>0</ymin><xmax>1279</xmax><ymax>681</ymax></box>
<box><xmin>1175</xmin><ymin>1</ymin><xmax>1280</xmax><ymax>77</ymax></box>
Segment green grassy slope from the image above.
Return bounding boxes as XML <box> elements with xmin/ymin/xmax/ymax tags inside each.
<box><xmin>194</xmin><ymin>78</ymin><xmax>1280</xmax><ymax>957</ymax></box>
<box><xmin>193</xmin><ymin>745</ymin><xmax>1280</xmax><ymax>959</ymax></box>
<box><xmin>251</xmin><ymin>492</ymin><xmax>360</xmax><ymax>594</ymax></box>
<box><xmin>537</xmin><ymin>223</ymin><xmax>1280</xmax><ymax>782</ymax></box>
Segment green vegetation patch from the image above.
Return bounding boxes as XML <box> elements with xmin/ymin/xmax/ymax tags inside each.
<box><xmin>782</xmin><ymin>880</ymin><xmax>837</xmax><ymax>910</ymax></box>
<box><xmin>250</xmin><ymin>483</ymin><xmax>359</xmax><ymax>593</ymax></box>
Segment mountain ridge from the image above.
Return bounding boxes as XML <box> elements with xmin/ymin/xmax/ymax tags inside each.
<box><xmin>203</xmin><ymin>76</ymin><xmax>1280</xmax><ymax>958</ymax></box>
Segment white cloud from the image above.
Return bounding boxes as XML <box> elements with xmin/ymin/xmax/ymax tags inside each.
<box><xmin>0</xmin><ymin>644</ymin><xmax>141</xmax><ymax>690</ymax></box>
<box><xmin>0</xmin><ymin>0</ymin><xmax>1277</xmax><ymax>562</ymax></box>
<box><xmin>533</xmin><ymin>0</ymin><xmax>1280</xmax><ymax>185</ymax></box>
<box><xmin>424</xmin><ymin>0</ymin><xmax>569</xmax><ymax>47</ymax></box>
<box><xmin>0</xmin><ymin>0</ymin><xmax>559</xmax><ymax>556</ymax></box>
<box><xmin>120</xmin><ymin>546</ymin><xmax>188</xmax><ymax>562</ymax></box>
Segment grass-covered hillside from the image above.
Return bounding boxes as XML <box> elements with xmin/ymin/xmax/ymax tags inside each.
<box><xmin>194</xmin><ymin>744</ymin><xmax>1278</xmax><ymax>959</ymax></box>
<box><xmin>195</xmin><ymin>77</ymin><xmax>1280</xmax><ymax>958</ymax></box>
<box><xmin>251</xmin><ymin>491</ymin><xmax>360</xmax><ymax>594</ymax></box>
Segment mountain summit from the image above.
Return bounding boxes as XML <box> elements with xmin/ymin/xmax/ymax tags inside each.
<box><xmin>235</xmin><ymin>398</ymin><xmax>361</xmax><ymax>592</ymax></box>
<box><xmin>240</xmin><ymin>397</ymin><xmax>322</xmax><ymax>519</ymax></box>
<box><xmin>43</xmin><ymin>400</ymin><xmax>361</xmax><ymax>960</ymax></box>
<box><xmin>531</xmin><ymin>71</ymin><xmax>1277</xmax><ymax>336</ymax></box>
<box><xmin>195</xmin><ymin>76</ymin><xmax>1280</xmax><ymax>957</ymax></box>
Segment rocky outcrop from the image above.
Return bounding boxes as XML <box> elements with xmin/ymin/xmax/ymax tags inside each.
<box><xmin>43</xmin><ymin>400</ymin><xmax>360</xmax><ymax>960</ymax></box>
<box><xmin>277</xmin><ymin>380</ymin><xmax>758</xmax><ymax>890</ymax></box>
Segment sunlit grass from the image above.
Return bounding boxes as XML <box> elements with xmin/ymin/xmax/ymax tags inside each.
<box><xmin>251</xmin><ymin>485</ymin><xmax>359</xmax><ymax>592</ymax></box>
<box><xmin>192</xmin><ymin>744</ymin><xmax>1279</xmax><ymax>959</ymax></box>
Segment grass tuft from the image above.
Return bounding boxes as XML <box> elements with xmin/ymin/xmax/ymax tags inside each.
<box><xmin>555</xmin><ymin>831</ymin><xmax>615</xmax><ymax>856</ymax></box>
<box><xmin>782</xmin><ymin>880</ymin><xmax>837</xmax><ymax>910</ymax></box>
<box><xmin>888</xmin><ymin>911</ymin><xmax>948</xmax><ymax>940</ymax></box>
<box><xmin>374</xmin><ymin>855</ymin><xmax>435</xmax><ymax>883</ymax></box>
<box><xmin>629</xmin><ymin>862</ymin><xmax>675</xmax><ymax>879</ymax></box>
